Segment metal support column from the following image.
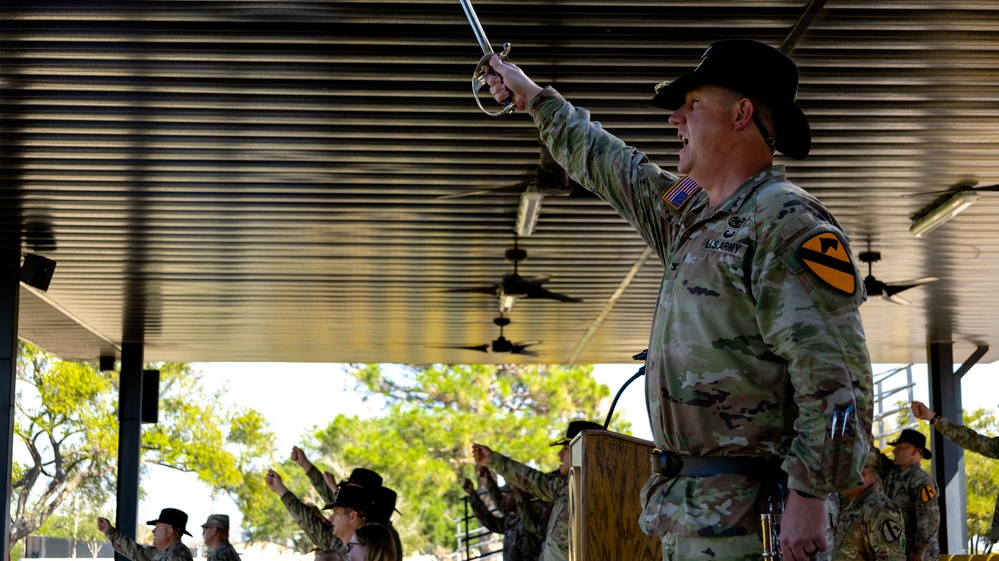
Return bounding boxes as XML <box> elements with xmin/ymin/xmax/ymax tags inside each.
<box><xmin>927</xmin><ymin>341</ymin><xmax>966</xmax><ymax>553</ymax></box>
<box><xmin>0</xmin><ymin>253</ymin><xmax>21</xmax><ymax>561</ymax></box>
<box><xmin>114</xmin><ymin>342</ymin><xmax>144</xmax><ymax>561</ymax></box>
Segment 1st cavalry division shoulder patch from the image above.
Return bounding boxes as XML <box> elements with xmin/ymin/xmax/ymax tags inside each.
<box><xmin>797</xmin><ymin>232</ymin><xmax>857</xmax><ymax>295</ymax></box>
<box><xmin>921</xmin><ymin>485</ymin><xmax>937</xmax><ymax>503</ymax></box>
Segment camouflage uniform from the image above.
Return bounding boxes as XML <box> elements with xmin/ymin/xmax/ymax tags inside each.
<box><xmin>486</xmin><ymin>452</ymin><xmax>568</xmax><ymax>561</ymax></box>
<box><xmin>933</xmin><ymin>416</ymin><xmax>999</xmax><ymax>541</ymax></box>
<box><xmin>279</xmin><ymin>490</ymin><xmax>346</xmax><ymax>554</ymax></box>
<box><xmin>206</xmin><ymin>541</ymin><xmax>241</xmax><ymax>561</ymax></box>
<box><xmin>881</xmin><ymin>463</ymin><xmax>939</xmax><ymax>559</ymax></box>
<box><xmin>833</xmin><ymin>482</ymin><xmax>906</xmax><ymax>560</ymax></box>
<box><xmin>526</xmin><ymin>88</ymin><xmax>872</xmax><ymax>548</ymax></box>
<box><xmin>106</xmin><ymin>530</ymin><xmax>194</xmax><ymax>561</ymax></box>
<box><xmin>467</xmin><ymin>481</ymin><xmax>542</xmax><ymax>561</ymax></box>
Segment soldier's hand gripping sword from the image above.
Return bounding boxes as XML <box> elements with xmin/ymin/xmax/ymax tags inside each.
<box><xmin>459</xmin><ymin>0</ymin><xmax>515</xmax><ymax>116</ymax></box>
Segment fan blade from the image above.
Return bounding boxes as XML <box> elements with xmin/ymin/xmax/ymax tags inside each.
<box><xmin>883</xmin><ymin>277</ymin><xmax>939</xmax><ymax>297</ymax></box>
<box><xmin>524</xmin><ymin>285</ymin><xmax>583</xmax><ymax>302</ymax></box>
<box><xmin>511</xmin><ymin>348</ymin><xmax>539</xmax><ymax>357</ymax></box>
<box><xmin>886</xmin><ymin>294</ymin><xmax>912</xmax><ymax>306</ymax></box>
<box><xmin>442</xmin><ymin>286</ymin><xmax>498</xmax><ymax>296</ymax></box>
<box><xmin>427</xmin><ymin>344</ymin><xmax>490</xmax><ymax>353</ymax></box>
<box><xmin>435</xmin><ymin>180</ymin><xmax>532</xmax><ymax>200</ymax></box>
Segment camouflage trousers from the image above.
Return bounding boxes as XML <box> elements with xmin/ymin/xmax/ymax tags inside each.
<box><xmin>659</xmin><ymin>533</ymin><xmax>764</xmax><ymax>561</ymax></box>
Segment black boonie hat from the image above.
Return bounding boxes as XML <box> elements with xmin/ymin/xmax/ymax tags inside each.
<box><xmin>344</xmin><ymin>468</ymin><xmax>382</xmax><ymax>490</ymax></box>
<box><xmin>652</xmin><ymin>39</ymin><xmax>811</xmax><ymax>160</ymax></box>
<box><xmin>146</xmin><ymin>507</ymin><xmax>192</xmax><ymax>537</ymax></box>
<box><xmin>889</xmin><ymin>429</ymin><xmax>932</xmax><ymax>459</ymax></box>
<box><xmin>549</xmin><ymin>420</ymin><xmax>604</xmax><ymax>447</ymax></box>
<box><xmin>324</xmin><ymin>485</ymin><xmax>374</xmax><ymax>513</ymax></box>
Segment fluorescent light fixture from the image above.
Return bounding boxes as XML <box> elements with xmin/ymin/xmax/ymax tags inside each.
<box><xmin>910</xmin><ymin>189</ymin><xmax>980</xmax><ymax>237</ymax></box>
<box><xmin>498</xmin><ymin>290</ymin><xmax>518</xmax><ymax>313</ymax></box>
<box><xmin>515</xmin><ymin>191</ymin><xmax>544</xmax><ymax>237</ymax></box>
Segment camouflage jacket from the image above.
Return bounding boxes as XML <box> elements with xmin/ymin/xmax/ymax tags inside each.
<box><xmin>280</xmin><ymin>490</ymin><xmax>346</xmax><ymax>554</ymax></box>
<box><xmin>468</xmin><ymin>483</ymin><xmax>538</xmax><ymax>561</ymax></box>
<box><xmin>106</xmin><ymin>530</ymin><xmax>193</xmax><ymax>561</ymax></box>
<box><xmin>882</xmin><ymin>464</ymin><xmax>939</xmax><ymax>558</ymax></box>
<box><xmin>206</xmin><ymin>541</ymin><xmax>241</xmax><ymax>561</ymax></box>
<box><xmin>487</xmin><ymin>452</ymin><xmax>568</xmax><ymax>561</ymax></box>
<box><xmin>935</xmin><ymin>417</ymin><xmax>999</xmax><ymax>540</ymax></box>
<box><xmin>833</xmin><ymin>483</ymin><xmax>906</xmax><ymax>560</ymax></box>
<box><xmin>527</xmin><ymin>87</ymin><xmax>873</xmax><ymax>537</ymax></box>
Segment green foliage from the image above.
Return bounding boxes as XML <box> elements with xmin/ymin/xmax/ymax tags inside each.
<box><xmin>960</xmin><ymin>408</ymin><xmax>999</xmax><ymax>554</ymax></box>
<box><xmin>243</xmin><ymin>363</ymin><xmax>628</xmax><ymax>556</ymax></box>
<box><xmin>13</xmin><ymin>343</ymin><xmax>276</xmax><ymax>548</ymax></box>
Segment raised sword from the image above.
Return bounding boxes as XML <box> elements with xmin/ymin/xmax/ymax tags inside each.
<box><xmin>458</xmin><ymin>0</ymin><xmax>515</xmax><ymax>116</ymax></box>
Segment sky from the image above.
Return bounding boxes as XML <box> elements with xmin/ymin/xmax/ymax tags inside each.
<box><xmin>136</xmin><ymin>360</ymin><xmax>999</xmax><ymax>546</ymax></box>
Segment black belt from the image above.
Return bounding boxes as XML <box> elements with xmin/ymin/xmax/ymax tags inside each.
<box><xmin>651</xmin><ymin>449</ymin><xmax>784</xmax><ymax>480</ymax></box>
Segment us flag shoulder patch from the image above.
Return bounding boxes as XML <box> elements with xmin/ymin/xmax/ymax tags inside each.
<box><xmin>797</xmin><ymin>231</ymin><xmax>857</xmax><ymax>295</ymax></box>
<box><xmin>662</xmin><ymin>175</ymin><xmax>700</xmax><ymax>210</ymax></box>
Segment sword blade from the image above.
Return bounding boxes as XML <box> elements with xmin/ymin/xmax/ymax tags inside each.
<box><xmin>459</xmin><ymin>0</ymin><xmax>494</xmax><ymax>55</ymax></box>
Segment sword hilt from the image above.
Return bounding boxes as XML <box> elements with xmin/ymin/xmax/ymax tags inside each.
<box><xmin>472</xmin><ymin>43</ymin><xmax>515</xmax><ymax>117</ymax></box>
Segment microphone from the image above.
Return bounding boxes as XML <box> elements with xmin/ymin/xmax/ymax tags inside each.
<box><xmin>603</xmin><ymin>350</ymin><xmax>648</xmax><ymax>429</ymax></box>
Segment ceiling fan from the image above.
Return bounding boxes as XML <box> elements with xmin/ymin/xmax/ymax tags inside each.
<box><xmin>447</xmin><ymin>241</ymin><xmax>582</xmax><ymax>312</ymax></box>
<box><xmin>858</xmin><ymin>250</ymin><xmax>939</xmax><ymax>305</ymax></box>
<box><xmin>436</xmin><ymin>145</ymin><xmax>586</xmax><ymax>200</ymax></box>
<box><xmin>430</xmin><ymin>315</ymin><xmax>540</xmax><ymax>356</ymax></box>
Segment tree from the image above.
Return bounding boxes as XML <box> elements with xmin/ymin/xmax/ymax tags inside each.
<box><xmin>240</xmin><ymin>363</ymin><xmax>629</xmax><ymax>557</ymax></box>
<box><xmin>13</xmin><ymin>342</ymin><xmax>276</xmax><ymax>548</ymax></box>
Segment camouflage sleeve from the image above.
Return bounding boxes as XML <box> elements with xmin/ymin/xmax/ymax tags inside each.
<box><xmin>515</xmin><ymin>492</ymin><xmax>544</xmax><ymax>540</ymax></box>
<box><xmin>106</xmin><ymin>529</ymin><xmax>157</xmax><ymax>561</ymax></box>
<box><xmin>280</xmin><ymin>490</ymin><xmax>343</xmax><ymax>551</ymax></box>
<box><xmin>868</xmin><ymin>503</ymin><xmax>906</xmax><ymax>561</ymax></box>
<box><xmin>468</xmin><ymin>492</ymin><xmax>505</xmax><ymax>534</ymax></box>
<box><xmin>485</xmin><ymin>479</ymin><xmax>507</xmax><ymax>516</ymax></box>
<box><xmin>486</xmin><ymin>451</ymin><xmax>566</xmax><ymax>504</ymax></box>
<box><xmin>911</xmin><ymin>472</ymin><xmax>940</xmax><ymax>556</ymax></box>
<box><xmin>753</xmin><ymin>200</ymin><xmax>872</xmax><ymax>496</ymax></box>
<box><xmin>936</xmin><ymin>418</ymin><xmax>999</xmax><ymax>458</ymax></box>
<box><xmin>528</xmin><ymin>87</ymin><xmax>677</xmax><ymax>263</ymax></box>
<box><xmin>306</xmin><ymin>464</ymin><xmax>338</xmax><ymax>506</ymax></box>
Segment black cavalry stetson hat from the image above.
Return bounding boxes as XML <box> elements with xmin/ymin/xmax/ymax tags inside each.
<box><xmin>652</xmin><ymin>39</ymin><xmax>811</xmax><ymax>160</ymax></box>
<box><xmin>324</xmin><ymin>485</ymin><xmax>375</xmax><ymax>513</ymax></box>
<box><xmin>146</xmin><ymin>507</ymin><xmax>193</xmax><ymax>536</ymax></box>
<box><xmin>549</xmin><ymin>420</ymin><xmax>605</xmax><ymax>447</ymax></box>
<box><xmin>343</xmin><ymin>468</ymin><xmax>383</xmax><ymax>490</ymax></box>
<box><xmin>889</xmin><ymin>429</ymin><xmax>933</xmax><ymax>459</ymax></box>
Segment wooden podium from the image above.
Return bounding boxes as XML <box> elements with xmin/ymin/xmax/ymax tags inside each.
<box><xmin>568</xmin><ymin>430</ymin><xmax>662</xmax><ymax>561</ymax></box>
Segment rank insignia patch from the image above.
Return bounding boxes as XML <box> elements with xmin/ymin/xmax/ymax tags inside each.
<box><xmin>921</xmin><ymin>485</ymin><xmax>937</xmax><ymax>503</ymax></box>
<box><xmin>881</xmin><ymin>519</ymin><xmax>902</xmax><ymax>543</ymax></box>
<box><xmin>662</xmin><ymin>175</ymin><xmax>700</xmax><ymax>210</ymax></box>
<box><xmin>798</xmin><ymin>232</ymin><xmax>856</xmax><ymax>294</ymax></box>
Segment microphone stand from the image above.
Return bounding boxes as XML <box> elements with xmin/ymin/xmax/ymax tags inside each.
<box><xmin>603</xmin><ymin>349</ymin><xmax>648</xmax><ymax>429</ymax></box>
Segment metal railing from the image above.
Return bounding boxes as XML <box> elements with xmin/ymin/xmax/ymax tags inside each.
<box><xmin>451</xmin><ymin>491</ymin><xmax>504</xmax><ymax>561</ymax></box>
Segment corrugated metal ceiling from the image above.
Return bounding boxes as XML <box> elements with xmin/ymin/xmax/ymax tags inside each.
<box><xmin>3</xmin><ymin>0</ymin><xmax>999</xmax><ymax>365</ymax></box>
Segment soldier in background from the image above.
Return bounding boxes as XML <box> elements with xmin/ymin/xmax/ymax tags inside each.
<box><xmin>877</xmin><ymin>430</ymin><xmax>939</xmax><ymax>561</ymax></box>
<box><xmin>97</xmin><ymin>507</ymin><xmax>194</xmax><ymax>561</ymax></box>
<box><xmin>472</xmin><ymin>420</ymin><xmax>604</xmax><ymax>561</ymax></box>
<box><xmin>833</xmin><ymin>450</ymin><xmax>906</xmax><ymax>560</ymax></box>
<box><xmin>200</xmin><ymin>514</ymin><xmax>240</xmax><ymax>561</ymax></box>
<box><xmin>485</xmin><ymin>37</ymin><xmax>873</xmax><ymax>561</ymax></box>
<box><xmin>912</xmin><ymin>400</ymin><xmax>999</xmax><ymax>544</ymax></box>
<box><xmin>461</xmin><ymin>465</ymin><xmax>543</xmax><ymax>561</ymax></box>
<box><xmin>265</xmin><ymin>468</ymin><xmax>340</xmax><ymax>552</ymax></box>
